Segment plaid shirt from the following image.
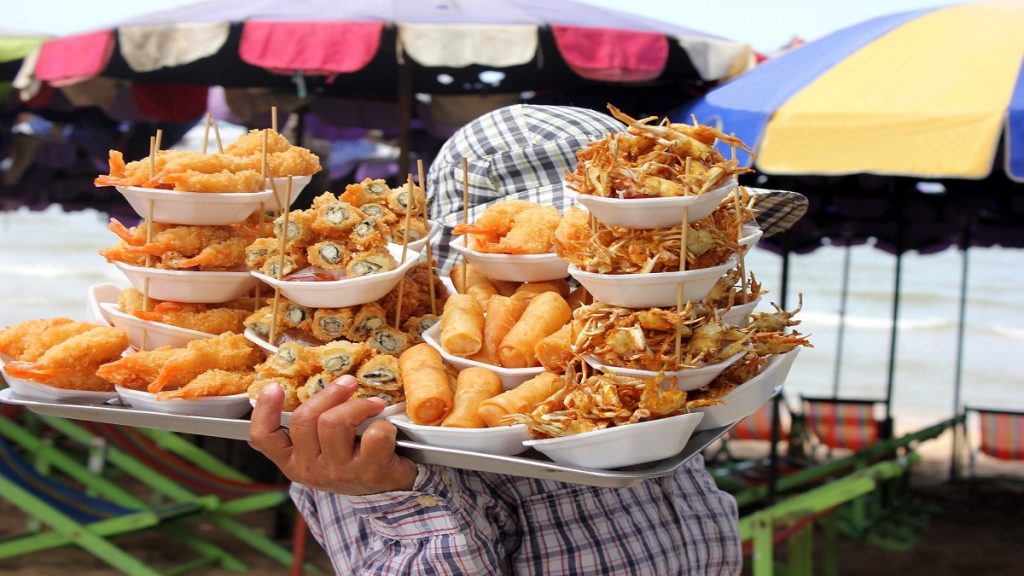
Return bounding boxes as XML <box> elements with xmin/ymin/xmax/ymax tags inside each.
<box><xmin>293</xmin><ymin>105</ymin><xmax>742</xmax><ymax>574</ymax></box>
<box><xmin>292</xmin><ymin>457</ymin><xmax>741</xmax><ymax>575</ymax></box>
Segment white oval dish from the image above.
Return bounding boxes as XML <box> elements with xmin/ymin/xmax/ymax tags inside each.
<box><xmin>252</xmin><ymin>244</ymin><xmax>419</xmax><ymax>309</ymax></box>
<box><xmin>249</xmin><ymin>398</ymin><xmax>406</xmax><ymax>435</ymax></box>
<box><xmin>568</xmin><ymin>259</ymin><xmax>735</xmax><ymax>308</ymax></box>
<box><xmin>565</xmin><ymin>177</ymin><xmax>736</xmax><ymax>229</ymax></box>
<box><xmin>523</xmin><ymin>411</ymin><xmax>704</xmax><ymax>469</ymax></box>
<box><xmin>114</xmin><ymin>262</ymin><xmax>258</xmax><ymax>304</ymax></box>
<box><xmin>86</xmin><ymin>283</ymin><xmax>122</xmax><ymax>326</ymax></box>
<box><xmin>420</xmin><ymin>323</ymin><xmax>543</xmax><ymax>390</ymax></box>
<box><xmin>719</xmin><ymin>297</ymin><xmax>761</xmax><ymax>328</ymax></box>
<box><xmin>244</xmin><ymin>327</ymin><xmax>278</xmax><ymax>354</ymax></box>
<box><xmin>694</xmin><ymin>348</ymin><xmax>801</xmax><ymax>431</ymax></box>
<box><xmin>392</xmin><ymin>220</ymin><xmax>441</xmax><ymax>253</ymax></box>
<box><xmin>449</xmin><ymin>236</ymin><xmax>568</xmax><ymax>283</ymax></box>
<box><xmin>267</xmin><ymin>175</ymin><xmax>313</xmax><ymax>207</ymax></box>
<box><xmin>583</xmin><ymin>350</ymin><xmax>748</xmax><ymax>392</ymax></box>
<box><xmin>739</xmin><ymin>225</ymin><xmax>763</xmax><ymax>252</ymax></box>
<box><xmin>116</xmin><ymin>185</ymin><xmax>274</xmax><ymax>226</ymax></box>
<box><xmin>117</xmin><ymin>386</ymin><xmax>253</xmax><ymax>418</ymax></box>
<box><xmin>1</xmin><ymin>361</ymin><xmax>118</xmax><ymax>403</ymax></box>
<box><xmin>101</xmin><ymin>303</ymin><xmax>213</xmax><ymax>350</ymax></box>
<box><xmin>388</xmin><ymin>414</ymin><xmax>531</xmax><ymax>456</ymax></box>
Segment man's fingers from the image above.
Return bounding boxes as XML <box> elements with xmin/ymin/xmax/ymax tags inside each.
<box><xmin>289</xmin><ymin>375</ymin><xmax>359</xmax><ymax>462</ymax></box>
<box><xmin>356</xmin><ymin>419</ymin><xmax>406</xmax><ymax>470</ymax></box>
<box><xmin>248</xmin><ymin>383</ymin><xmax>292</xmax><ymax>464</ymax></box>
<box><xmin>318</xmin><ymin>397</ymin><xmax>387</xmax><ymax>460</ymax></box>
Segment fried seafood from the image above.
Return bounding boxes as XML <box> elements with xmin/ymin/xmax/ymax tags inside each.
<box><xmin>311</xmin><ymin>308</ymin><xmax>354</xmax><ymax>342</ymax></box>
<box><xmin>155</xmin><ymin>370</ymin><xmax>254</xmax><ymax>400</ymax></box>
<box><xmin>102</xmin><ymin>218</ymin><xmax>260</xmax><ymax>271</ymax></box>
<box><xmin>132</xmin><ymin>296</ymin><xmax>260</xmax><ymax>335</ymax></box>
<box><xmin>565</xmin><ymin>104</ymin><xmax>753</xmax><ymax>199</ymax></box>
<box><xmin>12</xmin><ymin>320</ymin><xmax>97</xmax><ymax>362</ymax></box>
<box><xmin>315</xmin><ymin>340</ymin><xmax>369</xmax><ymax>376</ymax></box>
<box><xmin>507</xmin><ymin>361</ymin><xmax>689</xmax><ymax>438</ymax></box>
<box><xmin>705</xmin><ymin>268</ymin><xmax>763</xmax><ymax>309</ymax></box>
<box><xmin>147</xmin><ymin>333</ymin><xmax>262</xmax><ymax>393</ymax></box>
<box><xmin>553</xmin><ymin>206</ymin><xmax>741</xmax><ymax>274</ymax></box>
<box><xmin>248</xmin><ymin>376</ymin><xmax>303</xmax><ymax>412</ymax></box>
<box><xmin>454</xmin><ymin>201</ymin><xmax>561</xmax><ymax>254</ymax></box>
<box><xmin>4</xmin><ymin>326</ymin><xmax>129</xmax><ymax>391</ymax></box>
<box><xmin>0</xmin><ymin>318</ymin><xmax>74</xmax><ymax>360</ymax></box>
<box><xmin>96</xmin><ymin>346</ymin><xmax>179</xmax><ymax>390</ymax></box>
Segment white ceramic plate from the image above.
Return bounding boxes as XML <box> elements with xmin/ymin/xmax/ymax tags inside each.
<box><xmin>391</xmin><ymin>220</ymin><xmax>441</xmax><ymax>253</ymax></box>
<box><xmin>420</xmin><ymin>323</ymin><xmax>543</xmax><ymax>390</ymax></box>
<box><xmin>116</xmin><ymin>185</ymin><xmax>274</xmax><ymax>226</ymax></box>
<box><xmin>1</xmin><ymin>360</ymin><xmax>117</xmax><ymax>403</ymax></box>
<box><xmin>584</xmin><ymin>350</ymin><xmax>748</xmax><ymax>392</ymax></box>
<box><xmin>568</xmin><ymin>259</ymin><xmax>735</xmax><ymax>308</ymax></box>
<box><xmin>117</xmin><ymin>386</ymin><xmax>252</xmax><ymax>418</ymax></box>
<box><xmin>449</xmin><ymin>236</ymin><xmax>568</xmax><ymax>283</ymax></box>
<box><xmin>252</xmin><ymin>244</ymin><xmax>419</xmax><ymax>309</ymax></box>
<box><xmin>266</xmin><ymin>175</ymin><xmax>312</xmax><ymax>207</ymax></box>
<box><xmin>694</xmin><ymin>348</ymin><xmax>801</xmax><ymax>431</ymax></box>
<box><xmin>250</xmin><ymin>398</ymin><xmax>406</xmax><ymax>435</ymax></box>
<box><xmin>565</xmin><ymin>177</ymin><xmax>736</xmax><ymax>229</ymax></box>
<box><xmin>114</xmin><ymin>262</ymin><xmax>258</xmax><ymax>304</ymax></box>
<box><xmin>739</xmin><ymin>225</ymin><xmax>763</xmax><ymax>252</ymax></box>
<box><xmin>523</xmin><ymin>412</ymin><xmax>704</xmax><ymax>469</ymax></box>
<box><xmin>101</xmin><ymin>303</ymin><xmax>213</xmax><ymax>350</ymax></box>
<box><xmin>388</xmin><ymin>414</ymin><xmax>531</xmax><ymax>456</ymax></box>
<box><xmin>719</xmin><ymin>297</ymin><xmax>761</xmax><ymax>328</ymax></box>
<box><xmin>86</xmin><ymin>283</ymin><xmax>122</xmax><ymax>326</ymax></box>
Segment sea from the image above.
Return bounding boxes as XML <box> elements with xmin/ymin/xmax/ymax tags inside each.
<box><xmin>1</xmin><ymin>205</ymin><xmax>1022</xmax><ymax>432</ymax></box>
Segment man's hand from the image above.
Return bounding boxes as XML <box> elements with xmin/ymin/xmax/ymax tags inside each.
<box><xmin>249</xmin><ymin>375</ymin><xmax>418</xmax><ymax>495</ymax></box>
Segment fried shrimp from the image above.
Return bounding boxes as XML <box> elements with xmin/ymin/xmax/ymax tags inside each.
<box><xmin>147</xmin><ymin>333</ymin><xmax>261</xmax><ymax>393</ymax></box>
<box><xmin>160</xmin><ymin>169</ymin><xmax>264</xmax><ymax>193</ymax></box>
<box><xmin>0</xmin><ymin>318</ymin><xmax>76</xmax><ymax>360</ymax></box>
<box><xmin>4</xmin><ymin>326</ymin><xmax>129</xmax><ymax>391</ymax></box>
<box><xmin>96</xmin><ymin>346</ymin><xmax>179</xmax><ymax>390</ymax></box>
<box><xmin>454</xmin><ymin>201</ymin><xmax>561</xmax><ymax>254</ymax></box>
<box><xmin>156</xmin><ymin>370</ymin><xmax>255</xmax><ymax>400</ymax></box>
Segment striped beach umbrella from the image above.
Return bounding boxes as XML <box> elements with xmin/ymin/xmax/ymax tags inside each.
<box><xmin>677</xmin><ymin>0</ymin><xmax>1024</xmax><ymax>182</ymax></box>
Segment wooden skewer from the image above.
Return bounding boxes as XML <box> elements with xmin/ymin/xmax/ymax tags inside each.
<box><xmin>417</xmin><ymin>159</ymin><xmax>436</xmax><ymax>316</ymax></box>
<box><xmin>154</xmin><ymin>130</ymin><xmax>163</xmax><ymax>160</ymax></box>
<box><xmin>141</xmin><ymin>134</ymin><xmax>160</xmax><ymax>351</ymax></box>
<box><xmin>268</xmin><ymin>177</ymin><xmax>292</xmax><ymax>346</ymax></box>
<box><xmin>461</xmin><ymin>158</ymin><xmax>469</xmax><ymax>291</ymax></box>
<box><xmin>674</xmin><ymin>206</ymin><xmax>690</xmax><ymax>365</ymax></box>
<box><xmin>394</xmin><ymin>174</ymin><xmax>416</xmax><ymax>328</ymax></box>
<box><xmin>271</xmin><ymin>106</ymin><xmax>278</xmax><ymax>133</ymax></box>
<box><xmin>213</xmin><ymin>123</ymin><xmax>224</xmax><ymax>154</ymax></box>
<box><xmin>202</xmin><ymin>113</ymin><xmax>212</xmax><ymax>155</ymax></box>
<box><xmin>735</xmin><ymin>189</ymin><xmax>748</xmax><ymax>301</ymax></box>
<box><xmin>254</xmin><ymin>200</ymin><xmax>265</xmax><ymax>314</ymax></box>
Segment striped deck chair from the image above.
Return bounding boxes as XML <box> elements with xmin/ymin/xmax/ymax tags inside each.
<box><xmin>801</xmin><ymin>396</ymin><xmax>885</xmax><ymax>459</ymax></box>
<box><xmin>0</xmin><ymin>434</ymin><xmax>232</xmax><ymax>575</ymax></box>
<box><xmin>730</xmin><ymin>403</ymin><xmax>782</xmax><ymax>442</ymax></box>
<box><xmin>967</xmin><ymin>406</ymin><xmax>1024</xmax><ymax>479</ymax></box>
<box><xmin>33</xmin><ymin>416</ymin><xmax>318</xmax><ymax>572</ymax></box>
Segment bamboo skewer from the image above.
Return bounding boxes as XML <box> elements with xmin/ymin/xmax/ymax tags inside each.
<box><xmin>674</xmin><ymin>206</ymin><xmax>690</xmax><ymax>365</ymax></box>
<box><xmin>202</xmin><ymin>113</ymin><xmax>212</xmax><ymax>155</ymax></box>
<box><xmin>213</xmin><ymin>123</ymin><xmax>224</xmax><ymax>154</ymax></box>
<box><xmin>394</xmin><ymin>174</ymin><xmax>416</xmax><ymax>328</ymax></box>
<box><xmin>461</xmin><ymin>158</ymin><xmax>470</xmax><ymax>292</ymax></box>
<box><xmin>141</xmin><ymin>133</ymin><xmax>162</xmax><ymax>351</ymax></box>
<box><xmin>735</xmin><ymin>189</ymin><xmax>748</xmax><ymax>301</ymax></box>
<box><xmin>268</xmin><ymin>176</ymin><xmax>292</xmax><ymax>346</ymax></box>
<box><xmin>417</xmin><ymin>159</ymin><xmax>436</xmax><ymax>316</ymax></box>
<box><xmin>271</xmin><ymin>106</ymin><xmax>278</xmax><ymax>132</ymax></box>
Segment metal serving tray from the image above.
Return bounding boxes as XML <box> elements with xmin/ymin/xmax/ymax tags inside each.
<box><xmin>0</xmin><ymin>388</ymin><xmax>734</xmax><ymax>488</ymax></box>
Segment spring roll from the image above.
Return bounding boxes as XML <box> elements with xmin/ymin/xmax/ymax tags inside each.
<box><xmin>498</xmin><ymin>292</ymin><xmax>572</xmax><ymax>368</ymax></box>
<box><xmin>450</xmin><ymin>262</ymin><xmax>498</xmax><ymax>309</ymax></box>
<box><xmin>439</xmin><ymin>294</ymin><xmax>484</xmax><ymax>357</ymax></box>
<box><xmin>492</xmin><ymin>279</ymin><xmax>521</xmax><ymax>297</ymax></box>
<box><xmin>534</xmin><ymin>323</ymin><xmax>574</xmax><ymax>373</ymax></box>
<box><xmin>468</xmin><ymin>296</ymin><xmax>525</xmax><ymax>365</ymax></box>
<box><xmin>399</xmin><ymin>344</ymin><xmax>453</xmax><ymax>425</ymax></box>
<box><xmin>440</xmin><ymin>367</ymin><xmax>503</xmax><ymax>428</ymax></box>
<box><xmin>510</xmin><ymin>280</ymin><xmax>570</xmax><ymax>308</ymax></box>
<box><xmin>477</xmin><ymin>372</ymin><xmax>563</xmax><ymax>428</ymax></box>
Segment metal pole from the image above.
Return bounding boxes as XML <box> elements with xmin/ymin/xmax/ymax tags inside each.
<box><xmin>832</xmin><ymin>241</ymin><xmax>853</xmax><ymax>398</ymax></box>
<box><xmin>767</xmin><ymin>237</ymin><xmax>791</xmax><ymax>504</ymax></box>
<box><xmin>883</xmin><ymin>181</ymin><xmax>905</xmax><ymax>439</ymax></box>
<box><xmin>949</xmin><ymin>217</ymin><xmax>972</xmax><ymax>482</ymax></box>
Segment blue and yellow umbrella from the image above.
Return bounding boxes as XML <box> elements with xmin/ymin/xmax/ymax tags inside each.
<box><xmin>678</xmin><ymin>0</ymin><xmax>1024</xmax><ymax>181</ymax></box>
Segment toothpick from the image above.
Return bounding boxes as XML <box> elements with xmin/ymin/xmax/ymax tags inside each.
<box><xmin>213</xmin><ymin>123</ymin><xmax>224</xmax><ymax>154</ymax></box>
<box><xmin>254</xmin><ymin>200</ymin><xmax>265</xmax><ymax>314</ymax></box>
<box><xmin>268</xmin><ymin>177</ymin><xmax>292</xmax><ymax>345</ymax></box>
<box><xmin>148</xmin><ymin>136</ymin><xmax>156</xmax><ymax>180</ymax></box>
<box><xmin>461</xmin><ymin>158</ymin><xmax>469</xmax><ymax>291</ymax></box>
<box><xmin>394</xmin><ymin>174</ymin><xmax>416</xmax><ymax>328</ymax></box>
<box><xmin>202</xmin><ymin>113</ymin><xmax>212</xmax><ymax>155</ymax></box>
<box><xmin>271</xmin><ymin>106</ymin><xmax>278</xmax><ymax>133</ymax></box>
<box><xmin>417</xmin><ymin>159</ymin><xmax>436</xmax><ymax>316</ymax></box>
<box><xmin>734</xmin><ymin>189</ymin><xmax>748</xmax><ymax>301</ymax></box>
<box><xmin>154</xmin><ymin>129</ymin><xmax>163</xmax><ymax>159</ymax></box>
<box><xmin>674</xmin><ymin>206</ymin><xmax>690</xmax><ymax>365</ymax></box>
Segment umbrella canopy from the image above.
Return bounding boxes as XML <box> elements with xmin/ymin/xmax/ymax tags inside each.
<box><xmin>677</xmin><ymin>0</ymin><xmax>1024</xmax><ymax>181</ymax></box>
<box><xmin>28</xmin><ymin>0</ymin><xmax>752</xmax><ymax>95</ymax></box>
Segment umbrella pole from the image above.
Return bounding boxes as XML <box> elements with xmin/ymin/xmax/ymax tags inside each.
<box><xmin>831</xmin><ymin>239</ymin><xmax>853</xmax><ymax>398</ymax></box>
<box><xmin>883</xmin><ymin>181</ymin><xmax>906</xmax><ymax>440</ymax></box>
<box><xmin>949</xmin><ymin>215</ymin><xmax>972</xmax><ymax>482</ymax></box>
<box><xmin>397</xmin><ymin>50</ymin><xmax>413</xmax><ymax>183</ymax></box>
<box><xmin>767</xmin><ymin>232</ymin><xmax>792</xmax><ymax>505</ymax></box>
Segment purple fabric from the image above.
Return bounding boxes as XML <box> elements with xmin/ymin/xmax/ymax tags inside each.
<box><xmin>1007</xmin><ymin>58</ymin><xmax>1024</xmax><ymax>182</ymax></box>
<box><xmin>675</xmin><ymin>8</ymin><xmax>933</xmax><ymax>167</ymax></box>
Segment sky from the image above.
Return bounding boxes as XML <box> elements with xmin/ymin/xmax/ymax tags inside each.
<box><xmin>7</xmin><ymin>0</ymin><xmax>966</xmax><ymax>53</ymax></box>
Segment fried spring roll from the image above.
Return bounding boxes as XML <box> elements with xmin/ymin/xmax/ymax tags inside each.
<box><xmin>510</xmin><ymin>280</ymin><xmax>569</xmax><ymax>308</ymax></box>
<box><xmin>534</xmin><ymin>323</ymin><xmax>574</xmax><ymax>373</ymax></box>
<box><xmin>491</xmin><ymin>279</ymin><xmax>522</xmax><ymax>297</ymax></box>
<box><xmin>468</xmin><ymin>296</ymin><xmax>525</xmax><ymax>366</ymax></box>
<box><xmin>399</xmin><ymin>344</ymin><xmax>452</xmax><ymax>425</ymax></box>
<box><xmin>441</xmin><ymin>367</ymin><xmax>503</xmax><ymax>428</ymax></box>
<box><xmin>439</xmin><ymin>294</ymin><xmax>484</xmax><ymax>357</ymax></box>
<box><xmin>450</xmin><ymin>262</ymin><xmax>498</xmax><ymax>309</ymax></box>
<box><xmin>498</xmin><ymin>292</ymin><xmax>572</xmax><ymax>368</ymax></box>
<box><xmin>477</xmin><ymin>372</ymin><xmax>563</xmax><ymax>428</ymax></box>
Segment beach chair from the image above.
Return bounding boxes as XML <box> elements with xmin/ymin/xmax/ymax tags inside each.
<box><xmin>31</xmin><ymin>415</ymin><xmax>319</xmax><ymax>572</ymax></box>
<box><xmin>965</xmin><ymin>406</ymin><xmax>1024</xmax><ymax>480</ymax></box>
<box><xmin>801</xmin><ymin>395</ymin><xmax>886</xmax><ymax>460</ymax></box>
<box><xmin>0</xmin><ymin>433</ymin><xmax>239</xmax><ymax>575</ymax></box>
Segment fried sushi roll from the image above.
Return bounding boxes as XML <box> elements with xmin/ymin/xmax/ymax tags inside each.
<box><xmin>345</xmin><ymin>247</ymin><xmax>397</xmax><ymax>277</ymax></box>
<box><xmin>260</xmin><ymin>251</ymin><xmax>308</xmax><ymax>279</ymax></box>
<box><xmin>347</xmin><ymin>218</ymin><xmax>387</xmax><ymax>251</ymax></box>
<box><xmin>244</xmin><ymin>306</ymin><xmax>276</xmax><ymax>339</ymax></box>
<box><xmin>307</xmin><ymin>240</ymin><xmax>349</xmax><ymax>270</ymax></box>
<box><xmin>248</xmin><ymin>375</ymin><xmax>302</xmax><ymax>412</ymax></box>
<box><xmin>368</xmin><ymin>327</ymin><xmax>411</xmax><ymax>356</ymax></box>
<box><xmin>402</xmin><ymin>314</ymin><xmax>439</xmax><ymax>344</ymax></box>
<box><xmin>260</xmin><ymin>341</ymin><xmax>317</xmax><ymax>378</ymax></box>
<box><xmin>389</xmin><ymin>217</ymin><xmax>428</xmax><ymax>245</ymax></box>
<box><xmin>356</xmin><ymin>354</ymin><xmax>403</xmax><ymax>393</ymax></box>
<box><xmin>273</xmin><ymin>209</ymin><xmax>315</xmax><ymax>247</ymax></box>
<box><xmin>359</xmin><ymin>203</ymin><xmax>398</xmax><ymax>225</ymax></box>
<box><xmin>281</xmin><ymin>301</ymin><xmax>312</xmax><ymax>331</ymax></box>
<box><xmin>316</xmin><ymin>340</ymin><xmax>369</xmax><ymax>376</ymax></box>
<box><xmin>386</xmin><ymin>185</ymin><xmax>423</xmax><ymax>216</ymax></box>
<box><xmin>297</xmin><ymin>372</ymin><xmax>332</xmax><ymax>404</ymax></box>
<box><xmin>312</xmin><ymin>307</ymin><xmax>354</xmax><ymax>342</ymax></box>
<box><xmin>245</xmin><ymin>237</ymin><xmax>278</xmax><ymax>270</ymax></box>
<box><xmin>311</xmin><ymin>200</ymin><xmax>365</xmax><ymax>238</ymax></box>
<box><xmin>345</xmin><ymin>303</ymin><xmax>388</xmax><ymax>342</ymax></box>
